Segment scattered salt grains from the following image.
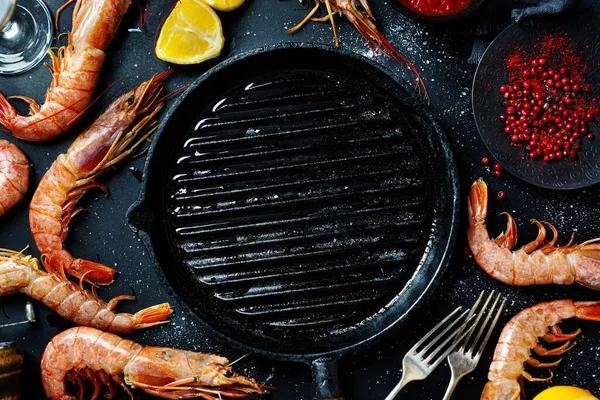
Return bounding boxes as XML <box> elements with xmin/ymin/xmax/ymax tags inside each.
<box><xmin>12</xmin><ymin>8</ymin><xmax>595</xmax><ymax>399</ymax></box>
<box><xmin>360</xmin><ymin>49</ymin><xmax>375</xmax><ymax>59</ymax></box>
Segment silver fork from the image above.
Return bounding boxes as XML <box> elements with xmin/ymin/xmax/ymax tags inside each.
<box><xmin>442</xmin><ymin>291</ymin><xmax>506</xmax><ymax>400</ymax></box>
<box><xmin>384</xmin><ymin>306</ymin><xmax>476</xmax><ymax>400</ymax></box>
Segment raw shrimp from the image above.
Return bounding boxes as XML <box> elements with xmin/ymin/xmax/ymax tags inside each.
<box><xmin>481</xmin><ymin>299</ymin><xmax>600</xmax><ymax>400</ymax></box>
<box><xmin>288</xmin><ymin>0</ymin><xmax>428</xmax><ymax>101</ymax></box>
<box><xmin>467</xmin><ymin>178</ymin><xmax>600</xmax><ymax>289</ymax></box>
<box><xmin>29</xmin><ymin>71</ymin><xmax>168</xmax><ymax>285</ymax></box>
<box><xmin>0</xmin><ymin>0</ymin><xmax>132</xmax><ymax>141</ymax></box>
<box><xmin>42</xmin><ymin>326</ymin><xmax>267</xmax><ymax>400</ymax></box>
<box><xmin>0</xmin><ymin>249</ymin><xmax>172</xmax><ymax>334</ymax></box>
<box><xmin>0</xmin><ymin>140</ymin><xmax>29</xmax><ymax>216</ymax></box>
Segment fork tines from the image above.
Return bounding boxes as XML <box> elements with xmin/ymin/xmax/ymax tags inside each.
<box><xmin>384</xmin><ymin>297</ymin><xmax>497</xmax><ymax>400</ymax></box>
<box><xmin>457</xmin><ymin>291</ymin><xmax>506</xmax><ymax>359</ymax></box>
<box><xmin>440</xmin><ymin>291</ymin><xmax>507</xmax><ymax>400</ymax></box>
<box><xmin>410</xmin><ymin>306</ymin><xmax>476</xmax><ymax>370</ymax></box>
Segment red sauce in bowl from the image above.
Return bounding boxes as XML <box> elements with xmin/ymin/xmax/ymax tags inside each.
<box><xmin>397</xmin><ymin>0</ymin><xmax>474</xmax><ymax>17</ymax></box>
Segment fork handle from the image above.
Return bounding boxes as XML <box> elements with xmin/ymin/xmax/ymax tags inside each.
<box><xmin>442</xmin><ymin>370</ymin><xmax>461</xmax><ymax>400</ymax></box>
<box><xmin>383</xmin><ymin>372</ymin><xmax>412</xmax><ymax>400</ymax></box>
<box><xmin>311</xmin><ymin>358</ymin><xmax>344</xmax><ymax>400</ymax></box>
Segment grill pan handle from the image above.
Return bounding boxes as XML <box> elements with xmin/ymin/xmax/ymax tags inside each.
<box><xmin>311</xmin><ymin>357</ymin><xmax>344</xmax><ymax>400</ymax></box>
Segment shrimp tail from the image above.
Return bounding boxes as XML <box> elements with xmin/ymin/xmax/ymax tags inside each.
<box><xmin>42</xmin><ymin>250</ymin><xmax>116</xmax><ymax>285</ymax></box>
<box><xmin>69</xmin><ymin>258</ymin><xmax>116</xmax><ymax>285</ymax></box>
<box><xmin>574</xmin><ymin>301</ymin><xmax>600</xmax><ymax>321</ymax></box>
<box><xmin>0</xmin><ymin>93</ymin><xmax>18</xmax><ymax>130</ymax></box>
<box><xmin>2</xmin><ymin>251</ymin><xmax>172</xmax><ymax>334</ymax></box>
<box><xmin>132</xmin><ymin>303</ymin><xmax>173</xmax><ymax>329</ymax></box>
<box><xmin>468</xmin><ymin>178</ymin><xmax>488</xmax><ymax>227</ymax></box>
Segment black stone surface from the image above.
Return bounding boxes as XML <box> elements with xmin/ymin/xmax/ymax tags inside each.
<box><xmin>1</xmin><ymin>0</ymin><xmax>599</xmax><ymax>399</ymax></box>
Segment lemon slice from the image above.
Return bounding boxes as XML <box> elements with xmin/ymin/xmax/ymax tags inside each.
<box><xmin>533</xmin><ymin>386</ymin><xmax>598</xmax><ymax>400</ymax></box>
<box><xmin>155</xmin><ymin>0</ymin><xmax>224</xmax><ymax>65</ymax></box>
<box><xmin>203</xmin><ymin>0</ymin><xmax>245</xmax><ymax>12</ymax></box>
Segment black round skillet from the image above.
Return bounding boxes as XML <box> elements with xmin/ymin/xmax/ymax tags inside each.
<box><xmin>128</xmin><ymin>43</ymin><xmax>460</xmax><ymax>399</ymax></box>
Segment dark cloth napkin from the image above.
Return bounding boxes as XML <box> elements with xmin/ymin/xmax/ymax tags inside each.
<box><xmin>463</xmin><ymin>0</ymin><xmax>600</xmax><ymax>64</ymax></box>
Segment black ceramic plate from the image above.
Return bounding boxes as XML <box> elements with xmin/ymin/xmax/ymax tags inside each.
<box><xmin>472</xmin><ymin>15</ymin><xmax>600</xmax><ymax>190</ymax></box>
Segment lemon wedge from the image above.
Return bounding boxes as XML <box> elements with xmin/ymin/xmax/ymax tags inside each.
<box><xmin>155</xmin><ymin>0</ymin><xmax>224</xmax><ymax>65</ymax></box>
<box><xmin>203</xmin><ymin>0</ymin><xmax>245</xmax><ymax>12</ymax></box>
<box><xmin>534</xmin><ymin>386</ymin><xmax>598</xmax><ymax>400</ymax></box>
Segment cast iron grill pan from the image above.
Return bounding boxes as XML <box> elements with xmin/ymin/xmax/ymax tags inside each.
<box><xmin>129</xmin><ymin>45</ymin><xmax>459</xmax><ymax>399</ymax></box>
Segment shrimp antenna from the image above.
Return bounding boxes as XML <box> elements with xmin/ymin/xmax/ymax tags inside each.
<box><xmin>154</xmin><ymin>67</ymin><xmax>178</xmax><ymax>83</ymax></box>
<box><xmin>0</xmin><ymin>247</ymin><xmax>28</xmax><ymax>258</ymax></box>
<box><xmin>14</xmin><ymin>93</ymin><xmax>88</xmax><ymax>130</ymax></box>
<box><xmin>155</xmin><ymin>83</ymin><xmax>190</xmax><ymax>104</ymax></box>
<box><xmin>144</xmin><ymin>3</ymin><xmax>149</xmax><ymax>28</ymax></box>
<box><xmin>55</xmin><ymin>0</ymin><xmax>75</xmax><ymax>31</ymax></box>
<box><xmin>226</xmin><ymin>353</ymin><xmax>250</xmax><ymax>368</ymax></box>
<box><xmin>66</xmin><ymin>78</ymin><xmax>125</xmax><ymax>126</ymax></box>
<box><xmin>356</xmin><ymin>25</ymin><xmax>377</xmax><ymax>59</ymax></box>
<box><xmin>323</xmin><ymin>0</ymin><xmax>339</xmax><ymax>47</ymax></box>
<box><xmin>17</xmin><ymin>246</ymin><xmax>29</xmax><ymax>256</ymax></box>
<box><xmin>134</xmin><ymin>68</ymin><xmax>177</xmax><ymax>111</ymax></box>
<box><xmin>287</xmin><ymin>2</ymin><xmax>320</xmax><ymax>33</ymax></box>
<box><xmin>133</xmin><ymin>0</ymin><xmax>149</xmax><ymax>28</ymax></box>
<box><xmin>154</xmin><ymin>0</ymin><xmax>179</xmax><ymax>51</ymax></box>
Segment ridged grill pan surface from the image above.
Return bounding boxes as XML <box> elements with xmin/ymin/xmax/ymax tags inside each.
<box><xmin>129</xmin><ymin>45</ymin><xmax>459</xmax><ymax>359</ymax></box>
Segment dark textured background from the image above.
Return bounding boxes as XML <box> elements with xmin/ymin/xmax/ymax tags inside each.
<box><xmin>1</xmin><ymin>0</ymin><xmax>600</xmax><ymax>399</ymax></box>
